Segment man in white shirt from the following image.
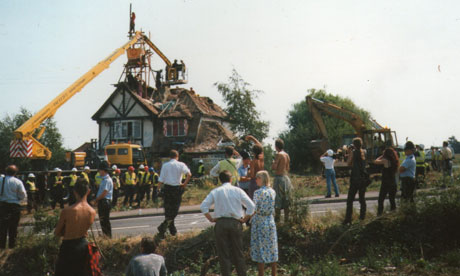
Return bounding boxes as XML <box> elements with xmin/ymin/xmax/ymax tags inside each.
<box><xmin>0</xmin><ymin>165</ymin><xmax>26</xmax><ymax>249</ymax></box>
<box><xmin>441</xmin><ymin>141</ymin><xmax>453</xmax><ymax>178</ymax></box>
<box><xmin>157</xmin><ymin>150</ymin><xmax>191</xmax><ymax>238</ymax></box>
<box><xmin>320</xmin><ymin>149</ymin><xmax>340</xmax><ymax>198</ymax></box>
<box><xmin>200</xmin><ymin>170</ymin><xmax>255</xmax><ymax>276</ymax></box>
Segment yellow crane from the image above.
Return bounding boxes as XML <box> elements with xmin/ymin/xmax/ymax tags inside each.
<box><xmin>11</xmin><ymin>31</ymin><xmax>143</xmax><ymax>167</ymax></box>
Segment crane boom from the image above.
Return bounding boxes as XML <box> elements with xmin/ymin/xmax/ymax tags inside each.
<box><xmin>142</xmin><ymin>35</ymin><xmax>172</xmax><ymax>67</ymax></box>
<box><xmin>12</xmin><ymin>31</ymin><xmax>142</xmax><ymax>161</ymax></box>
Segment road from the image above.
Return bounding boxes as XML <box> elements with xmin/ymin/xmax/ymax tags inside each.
<box><xmin>93</xmin><ymin>199</ymin><xmax>382</xmax><ymax>237</ymax></box>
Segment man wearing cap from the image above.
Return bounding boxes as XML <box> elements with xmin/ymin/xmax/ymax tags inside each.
<box><xmin>95</xmin><ymin>162</ymin><xmax>113</xmax><ymax>237</ymax></box>
<box><xmin>51</xmin><ymin>168</ymin><xmax>65</xmax><ymax>209</ymax></box>
<box><xmin>400</xmin><ymin>141</ymin><xmax>417</xmax><ymax>203</ymax></box>
<box><xmin>320</xmin><ymin>149</ymin><xmax>340</xmax><ymax>198</ymax></box>
<box><xmin>0</xmin><ymin>165</ymin><xmax>27</xmax><ymax>249</ymax></box>
<box><xmin>25</xmin><ymin>173</ymin><xmax>38</xmax><ymax>213</ymax></box>
<box><xmin>123</xmin><ymin>166</ymin><xmax>137</xmax><ymax>207</ymax></box>
<box><xmin>157</xmin><ymin>150</ymin><xmax>191</xmax><ymax>238</ymax></box>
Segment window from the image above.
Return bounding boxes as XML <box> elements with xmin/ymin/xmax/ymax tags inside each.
<box><xmin>113</xmin><ymin>120</ymin><xmax>142</xmax><ymax>139</ymax></box>
<box><xmin>106</xmin><ymin>148</ymin><xmax>116</xmax><ymax>155</ymax></box>
<box><xmin>163</xmin><ymin>119</ymin><xmax>188</xmax><ymax>137</ymax></box>
<box><xmin>118</xmin><ymin>148</ymin><xmax>129</xmax><ymax>155</ymax></box>
<box><xmin>132</xmin><ymin>148</ymin><xmax>145</xmax><ymax>162</ymax></box>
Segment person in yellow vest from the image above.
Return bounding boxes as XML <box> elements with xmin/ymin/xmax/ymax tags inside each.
<box><xmin>81</xmin><ymin>166</ymin><xmax>90</xmax><ymax>183</ymax></box>
<box><xmin>135</xmin><ymin>165</ymin><xmax>146</xmax><ymax>207</ymax></box>
<box><xmin>197</xmin><ymin>160</ymin><xmax>205</xmax><ymax>177</ymax></box>
<box><xmin>51</xmin><ymin>168</ymin><xmax>65</xmax><ymax>209</ymax></box>
<box><xmin>210</xmin><ymin>146</ymin><xmax>242</xmax><ymax>186</ymax></box>
<box><xmin>123</xmin><ymin>166</ymin><xmax>137</xmax><ymax>207</ymax></box>
<box><xmin>80</xmin><ymin>166</ymin><xmax>93</xmax><ymax>204</ymax></box>
<box><xmin>68</xmin><ymin>168</ymin><xmax>78</xmax><ymax>205</ymax></box>
<box><xmin>415</xmin><ymin>145</ymin><xmax>426</xmax><ymax>185</ymax></box>
<box><xmin>94</xmin><ymin>171</ymin><xmax>103</xmax><ymax>188</ymax></box>
<box><xmin>149</xmin><ymin>167</ymin><xmax>160</xmax><ymax>203</ymax></box>
<box><xmin>111</xmin><ymin>167</ymin><xmax>121</xmax><ymax>207</ymax></box>
<box><xmin>25</xmin><ymin>173</ymin><xmax>38</xmax><ymax>213</ymax></box>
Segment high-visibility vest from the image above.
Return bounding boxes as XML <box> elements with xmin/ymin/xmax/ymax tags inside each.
<box><xmin>81</xmin><ymin>172</ymin><xmax>90</xmax><ymax>183</ymax></box>
<box><xmin>218</xmin><ymin>159</ymin><xmax>239</xmax><ymax>185</ymax></box>
<box><xmin>141</xmin><ymin>172</ymin><xmax>151</xmax><ymax>185</ymax></box>
<box><xmin>26</xmin><ymin>180</ymin><xmax>37</xmax><ymax>192</ymax></box>
<box><xmin>54</xmin><ymin>176</ymin><xmax>64</xmax><ymax>187</ymax></box>
<box><xmin>137</xmin><ymin>171</ymin><xmax>145</xmax><ymax>185</ymax></box>
<box><xmin>95</xmin><ymin>172</ymin><xmax>103</xmax><ymax>187</ymax></box>
<box><xmin>125</xmin><ymin>172</ymin><xmax>137</xmax><ymax>185</ymax></box>
<box><xmin>152</xmin><ymin>173</ymin><xmax>159</xmax><ymax>185</ymax></box>
<box><xmin>69</xmin><ymin>174</ymin><xmax>78</xmax><ymax>187</ymax></box>
<box><xmin>198</xmin><ymin>164</ymin><xmax>205</xmax><ymax>174</ymax></box>
<box><xmin>416</xmin><ymin>151</ymin><xmax>426</xmax><ymax>167</ymax></box>
<box><xmin>112</xmin><ymin>175</ymin><xmax>120</xmax><ymax>189</ymax></box>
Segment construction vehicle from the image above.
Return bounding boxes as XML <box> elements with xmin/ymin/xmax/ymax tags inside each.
<box><xmin>10</xmin><ymin>29</ymin><xmax>186</xmax><ymax>170</ymax></box>
<box><xmin>105</xmin><ymin>142</ymin><xmax>146</xmax><ymax>168</ymax></box>
<box><xmin>306</xmin><ymin>96</ymin><xmax>398</xmax><ymax>174</ymax></box>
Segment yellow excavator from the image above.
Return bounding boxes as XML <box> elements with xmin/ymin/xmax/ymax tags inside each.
<box><xmin>11</xmin><ymin>31</ymin><xmax>184</xmax><ymax>170</ymax></box>
<box><xmin>306</xmin><ymin>96</ymin><xmax>398</xmax><ymax>174</ymax></box>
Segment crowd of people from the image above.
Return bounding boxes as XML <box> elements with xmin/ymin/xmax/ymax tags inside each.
<box><xmin>0</xmin><ymin>135</ymin><xmax>455</xmax><ymax>275</ymax></box>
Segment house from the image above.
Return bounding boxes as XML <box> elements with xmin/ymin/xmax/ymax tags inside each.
<box><xmin>92</xmin><ymin>82</ymin><xmax>235</xmax><ymax>163</ymax></box>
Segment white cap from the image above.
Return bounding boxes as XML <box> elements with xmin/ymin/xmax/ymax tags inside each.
<box><xmin>199</xmin><ymin>159</ymin><xmax>203</xmax><ymax>163</ymax></box>
<box><xmin>139</xmin><ymin>164</ymin><xmax>145</xmax><ymax>169</ymax></box>
<box><xmin>111</xmin><ymin>165</ymin><xmax>118</xmax><ymax>170</ymax></box>
<box><xmin>84</xmin><ymin>166</ymin><xmax>90</xmax><ymax>171</ymax></box>
<box><xmin>419</xmin><ymin>144</ymin><xmax>425</xmax><ymax>150</ymax></box>
<box><xmin>54</xmin><ymin>168</ymin><xmax>62</xmax><ymax>172</ymax></box>
<box><xmin>71</xmin><ymin>168</ymin><xmax>78</xmax><ymax>172</ymax></box>
<box><xmin>28</xmin><ymin>173</ymin><xmax>35</xmax><ymax>178</ymax></box>
<box><xmin>327</xmin><ymin>149</ymin><xmax>334</xmax><ymax>156</ymax></box>
<box><xmin>0</xmin><ymin>174</ymin><xmax>4</xmax><ymax>178</ymax></box>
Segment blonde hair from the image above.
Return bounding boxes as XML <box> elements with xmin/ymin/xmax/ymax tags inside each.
<box><xmin>255</xmin><ymin>170</ymin><xmax>270</xmax><ymax>187</ymax></box>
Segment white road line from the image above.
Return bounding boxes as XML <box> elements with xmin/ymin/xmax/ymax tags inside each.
<box><xmin>112</xmin><ymin>225</ymin><xmax>151</xmax><ymax>231</ymax></box>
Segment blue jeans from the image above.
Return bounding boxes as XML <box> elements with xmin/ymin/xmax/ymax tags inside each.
<box><xmin>325</xmin><ymin>169</ymin><xmax>339</xmax><ymax>196</ymax></box>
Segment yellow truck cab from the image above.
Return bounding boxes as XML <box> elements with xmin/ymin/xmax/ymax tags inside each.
<box><xmin>105</xmin><ymin>143</ymin><xmax>146</xmax><ymax>168</ymax></box>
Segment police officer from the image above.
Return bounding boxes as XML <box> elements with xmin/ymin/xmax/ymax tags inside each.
<box><xmin>400</xmin><ymin>141</ymin><xmax>417</xmax><ymax>203</ymax></box>
<box><xmin>95</xmin><ymin>162</ymin><xmax>113</xmax><ymax>238</ymax></box>
<box><xmin>51</xmin><ymin>168</ymin><xmax>65</xmax><ymax>209</ymax></box>
<box><xmin>123</xmin><ymin>166</ymin><xmax>137</xmax><ymax>207</ymax></box>
<box><xmin>25</xmin><ymin>173</ymin><xmax>38</xmax><ymax>213</ymax></box>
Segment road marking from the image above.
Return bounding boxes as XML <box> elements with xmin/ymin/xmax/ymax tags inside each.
<box><xmin>112</xmin><ymin>225</ymin><xmax>151</xmax><ymax>231</ymax></box>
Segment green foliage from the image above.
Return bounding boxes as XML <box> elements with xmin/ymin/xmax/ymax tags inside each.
<box><xmin>32</xmin><ymin>209</ymin><xmax>60</xmax><ymax>234</ymax></box>
<box><xmin>448</xmin><ymin>136</ymin><xmax>460</xmax><ymax>153</ymax></box>
<box><xmin>0</xmin><ymin>108</ymin><xmax>67</xmax><ymax>171</ymax></box>
<box><xmin>214</xmin><ymin>69</ymin><xmax>269</xmax><ymax>142</ymax></box>
<box><xmin>280</xmin><ymin>88</ymin><xmax>372</xmax><ymax>173</ymax></box>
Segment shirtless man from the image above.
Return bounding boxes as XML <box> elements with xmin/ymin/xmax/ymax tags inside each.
<box><xmin>271</xmin><ymin>138</ymin><xmax>293</xmax><ymax>223</ymax></box>
<box><xmin>54</xmin><ymin>178</ymin><xmax>96</xmax><ymax>276</ymax></box>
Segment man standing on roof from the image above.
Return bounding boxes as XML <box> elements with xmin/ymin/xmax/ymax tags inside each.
<box><xmin>210</xmin><ymin>146</ymin><xmax>242</xmax><ymax>186</ymax></box>
<box><xmin>157</xmin><ymin>150</ymin><xmax>191</xmax><ymax>238</ymax></box>
<box><xmin>129</xmin><ymin>12</ymin><xmax>136</xmax><ymax>34</ymax></box>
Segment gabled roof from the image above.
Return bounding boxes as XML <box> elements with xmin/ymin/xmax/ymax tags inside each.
<box><xmin>92</xmin><ymin>83</ymin><xmax>158</xmax><ymax>121</ymax></box>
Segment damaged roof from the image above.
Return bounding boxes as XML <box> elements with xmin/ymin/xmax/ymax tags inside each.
<box><xmin>184</xmin><ymin>120</ymin><xmax>235</xmax><ymax>153</ymax></box>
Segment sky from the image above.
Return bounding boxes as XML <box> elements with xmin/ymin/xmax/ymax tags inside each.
<box><xmin>0</xmin><ymin>0</ymin><xmax>459</xmax><ymax>149</ymax></box>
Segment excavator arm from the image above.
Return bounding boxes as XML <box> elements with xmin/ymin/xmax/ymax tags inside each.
<box><xmin>306</xmin><ymin>96</ymin><xmax>367</xmax><ymax>138</ymax></box>
<box><xmin>11</xmin><ymin>31</ymin><xmax>142</xmax><ymax>161</ymax></box>
<box><xmin>142</xmin><ymin>35</ymin><xmax>172</xmax><ymax>67</ymax></box>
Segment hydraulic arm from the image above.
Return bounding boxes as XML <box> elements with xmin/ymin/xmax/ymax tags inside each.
<box><xmin>12</xmin><ymin>32</ymin><xmax>142</xmax><ymax>161</ymax></box>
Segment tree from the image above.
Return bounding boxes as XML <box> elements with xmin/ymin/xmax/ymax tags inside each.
<box><xmin>448</xmin><ymin>136</ymin><xmax>460</xmax><ymax>153</ymax></box>
<box><xmin>0</xmin><ymin>108</ymin><xmax>68</xmax><ymax>171</ymax></box>
<box><xmin>280</xmin><ymin>89</ymin><xmax>372</xmax><ymax>173</ymax></box>
<box><xmin>214</xmin><ymin>69</ymin><xmax>269</xmax><ymax>143</ymax></box>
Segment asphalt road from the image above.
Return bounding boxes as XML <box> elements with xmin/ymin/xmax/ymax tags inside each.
<box><xmin>93</xmin><ymin>199</ymin><xmax>383</xmax><ymax>237</ymax></box>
